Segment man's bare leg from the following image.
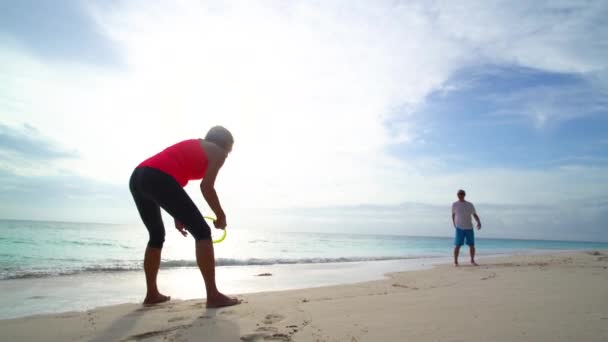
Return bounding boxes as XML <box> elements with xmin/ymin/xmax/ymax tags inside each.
<box><xmin>454</xmin><ymin>245</ymin><xmax>461</xmax><ymax>266</ymax></box>
<box><xmin>143</xmin><ymin>247</ymin><xmax>171</xmax><ymax>305</ymax></box>
<box><xmin>196</xmin><ymin>239</ymin><xmax>240</xmax><ymax>308</ymax></box>
<box><xmin>470</xmin><ymin>245</ymin><xmax>478</xmax><ymax>266</ymax></box>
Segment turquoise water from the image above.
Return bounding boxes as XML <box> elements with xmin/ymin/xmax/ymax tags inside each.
<box><xmin>2</xmin><ymin>219</ymin><xmax>608</xmax><ymax>280</ymax></box>
<box><xmin>2</xmin><ymin>219</ymin><xmax>608</xmax><ymax>319</ymax></box>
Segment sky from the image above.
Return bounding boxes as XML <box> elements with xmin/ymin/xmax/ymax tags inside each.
<box><xmin>1</xmin><ymin>0</ymin><xmax>607</xmax><ymax>241</ymax></box>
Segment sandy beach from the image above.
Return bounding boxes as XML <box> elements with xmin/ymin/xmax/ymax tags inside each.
<box><xmin>2</xmin><ymin>251</ymin><xmax>607</xmax><ymax>341</ymax></box>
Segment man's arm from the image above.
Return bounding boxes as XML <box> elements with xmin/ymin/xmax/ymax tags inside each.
<box><xmin>452</xmin><ymin>213</ymin><xmax>456</xmax><ymax>228</ymax></box>
<box><xmin>473</xmin><ymin>213</ymin><xmax>481</xmax><ymax>230</ymax></box>
<box><xmin>200</xmin><ymin>146</ymin><xmax>227</xmax><ymax>229</ymax></box>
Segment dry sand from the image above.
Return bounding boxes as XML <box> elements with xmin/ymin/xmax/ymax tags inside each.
<box><xmin>2</xmin><ymin>251</ymin><xmax>607</xmax><ymax>341</ymax></box>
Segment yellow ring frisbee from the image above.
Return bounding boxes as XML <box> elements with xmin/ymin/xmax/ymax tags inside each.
<box><xmin>204</xmin><ymin>216</ymin><xmax>227</xmax><ymax>244</ymax></box>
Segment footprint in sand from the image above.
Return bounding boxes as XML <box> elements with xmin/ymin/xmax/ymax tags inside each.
<box><xmin>392</xmin><ymin>283</ymin><xmax>419</xmax><ymax>290</ymax></box>
<box><xmin>268</xmin><ymin>333</ymin><xmax>291</xmax><ymax>341</ymax></box>
<box><xmin>218</xmin><ymin>309</ymin><xmax>238</xmax><ymax>316</ymax></box>
<box><xmin>256</xmin><ymin>326</ymin><xmax>278</xmax><ymax>333</ymax></box>
<box><xmin>168</xmin><ymin>316</ymin><xmax>188</xmax><ymax>323</ymax></box>
<box><xmin>480</xmin><ymin>272</ymin><xmax>496</xmax><ymax>280</ymax></box>
<box><xmin>86</xmin><ymin>311</ymin><xmax>97</xmax><ymax>329</ymax></box>
<box><xmin>240</xmin><ymin>314</ymin><xmax>294</xmax><ymax>341</ymax></box>
<box><xmin>285</xmin><ymin>325</ymin><xmax>300</xmax><ymax>334</ymax></box>
<box><xmin>263</xmin><ymin>313</ymin><xmax>285</xmax><ymax>325</ymax></box>
<box><xmin>121</xmin><ymin>324</ymin><xmax>192</xmax><ymax>342</ymax></box>
<box><xmin>240</xmin><ymin>333</ymin><xmax>265</xmax><ymax>342</ymax></box>
<box><xmin>240</xmin><ymin>332</ymin><xmax>291</xmax><ymax>342</ymax></box>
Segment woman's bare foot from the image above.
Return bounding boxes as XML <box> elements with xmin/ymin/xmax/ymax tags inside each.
<box><xmin>471</xmin><ymin>261</ymin><xmax>479</xmax><ymax>266</ymax></box>
<box><xmin>206</xmin><ymin>293</ymin><xmax>241</xmax><ymax>308</ymax></box>
<box><xmin>143</xmin><ymin>293</ymin><xmax>171</xmax><ymax>306</ymax></box>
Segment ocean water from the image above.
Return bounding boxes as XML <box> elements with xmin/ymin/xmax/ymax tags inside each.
<box><xmin>4</xmin><ymin>219</ymin><xmax>608</xmax><ymax>281</ymax></box>
<box><xmin>1</xmin><ymin>219</ymin><xmax>607</xmax><ymax>318</ymax></box>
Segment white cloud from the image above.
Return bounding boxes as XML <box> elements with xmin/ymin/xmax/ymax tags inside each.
<box><xmin>435</xmin><ymin>0</ymin><xmax>608</xmax><ymax>74</ymax></box>
<box><xmin>82</xmin><ymin>0</ymin><xmax>473</xmax><ymax>207</ymax></box>
<box><xmin>1</xmin><ymin>0</ymin><xmax>607</xmax><ymax>226</ymax></box>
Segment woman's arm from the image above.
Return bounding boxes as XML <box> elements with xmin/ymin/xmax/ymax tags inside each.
<box><xmin>200</xmin><ymin>144</ymin><xmax>228</xmax><ymax>228</ymax></box>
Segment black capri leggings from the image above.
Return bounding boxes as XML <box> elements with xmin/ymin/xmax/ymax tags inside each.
<box><xmin>129</xmin><ymin>167</ymin><xmax>211</xmax><ymax>248</ymax></box>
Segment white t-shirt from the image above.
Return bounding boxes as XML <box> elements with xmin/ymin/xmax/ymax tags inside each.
<box><xmin>452</xmin><ymin>201</ymin><xmax>476</xmax><ymax>229</ymax></box>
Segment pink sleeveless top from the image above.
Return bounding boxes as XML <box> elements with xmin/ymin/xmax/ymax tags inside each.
<box><xmin>138</xmin><ymin>139</ymin><xmax>208</xmax><ymax>187</ymax></box>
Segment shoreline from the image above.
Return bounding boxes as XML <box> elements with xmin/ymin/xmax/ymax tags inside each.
<box><xmin>2</xmin><ymin>250</ymin><xmax>607</xmax><ymax>341</ymax></box>
<box><xmin>0</xmin><ymin>249</ymin><xmax>596</xmax><ymax>320</ymax></box>
<box><xmin>0</xmin><ymin>256</ymin><xmax>452</xmax><ymax>320</ymax></box>
<box><xmin>0</xmin><ymin>248</ymin><xmax>582</xmax><ymax>282</ymax></box>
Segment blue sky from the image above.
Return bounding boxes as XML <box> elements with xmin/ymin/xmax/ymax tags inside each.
<box><xmin>0</xmin><ymin>0</ymin><xmax>121</xmax><ymax>66</ymax></box>
<box><xmin>1</xmin><ymin>1</ymin><xmax>607</xmax><ymax>241</ymax></box>
<box><xmin>392</xmin><ymin>65</ymin><xmax>608</xmax><ymax>170</ymax></box>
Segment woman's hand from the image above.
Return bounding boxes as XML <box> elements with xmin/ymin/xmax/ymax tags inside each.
<box><xmin>175</xmin><ymin>219</ymin><xmax>188</xmax><ymax>237</ymax></box>
<box><xmin>214</xmin><ymin>215</ymin><xmax>227</xmax><ymax>230</ymax></box>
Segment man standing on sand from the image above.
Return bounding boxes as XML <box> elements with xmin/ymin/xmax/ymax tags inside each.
<box><xmin>452</xmin><ymin>189</ymin><xmax>482</xmax><ymax>266</ymax></box>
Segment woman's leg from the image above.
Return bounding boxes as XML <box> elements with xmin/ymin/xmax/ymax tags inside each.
<box><xmin>143</xmin><ymin>247</ymin><xmax>170</xmax><ymax>304</ymax></box>
<box><xmin>195</xmin><ymin>240</ymin><xmax>240</xmax><ymax>307</ymax></box>
<box><xmin>130</xmin><ymin>168</ymin><xmax>170</xmax><ymax>305</ymax></box>
<box><xmin>139</xmin><ymin>168</ymin><xmax>239</xmax><ymax>307</ymax></box>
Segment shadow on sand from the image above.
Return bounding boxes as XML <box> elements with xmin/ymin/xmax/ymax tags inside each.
<box><xmin>88</xmin><ymin>302</ymin><xmax>241</xmax><ymax>342</ymax></box>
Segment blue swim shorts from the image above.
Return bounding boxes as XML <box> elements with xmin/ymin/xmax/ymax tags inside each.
<box><xmin>454</xmin><ymin>227</ymin><xmax>475</xmax><ymax>246</ymax></box>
